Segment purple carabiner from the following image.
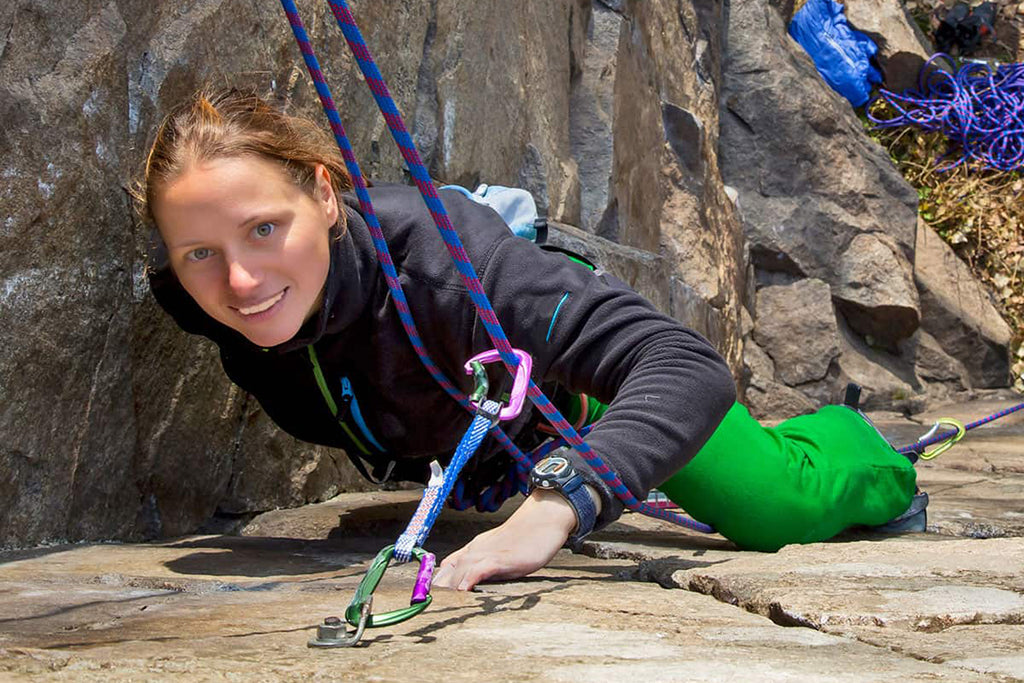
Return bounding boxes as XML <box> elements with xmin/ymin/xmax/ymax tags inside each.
<box><xmin>411</xmin><ymin>552</ymin><xmax>436</xmax><ymax>605</ymax></box>
<box><xmin>464</xmin><ymin>348</ymin><xmax>533</xmax><ymax>421</ymax></box>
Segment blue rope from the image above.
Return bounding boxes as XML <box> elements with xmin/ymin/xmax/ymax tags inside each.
<box><xmin>868</xmin><ymin>54</ymin><xmax>1024</xmax><ymax>171</ymax></box>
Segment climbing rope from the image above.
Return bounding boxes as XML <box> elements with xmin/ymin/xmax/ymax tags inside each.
<box><xmin>279</xmin><ymin>0</ymin><xmax>533</xmax><ymax>515</ymax></box>
<box><xmin>896</xmin><ymin>401</ymin><xmax>1024</xmax><ymax>459</ymax></box>
<box><xmin>281</xmin><ymin>0</ymin><xmax>714</xmax><ymax>534</ymax></box>
<box><xmin>868</xmin><ymin>54</ymin><xmax>1024</xmax><ymax>172</ymax></box>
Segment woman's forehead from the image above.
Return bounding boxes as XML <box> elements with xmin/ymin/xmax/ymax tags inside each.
<box><xmin>160</xmin><ymin>157</ymin><xmax>297</xmax><ymax>211</ymax></box>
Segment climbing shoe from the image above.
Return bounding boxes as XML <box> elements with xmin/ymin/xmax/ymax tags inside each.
<box><xmin>869</xmin><ymin>491</ymin><xmax>929</xmax><ymax>534</ymax></box>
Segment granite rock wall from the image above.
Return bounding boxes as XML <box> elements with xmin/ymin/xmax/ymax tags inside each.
<box><xmin>0</xmin><ymin>0</ymin><xmax>1012</xmax><ymax>547</ymax></box>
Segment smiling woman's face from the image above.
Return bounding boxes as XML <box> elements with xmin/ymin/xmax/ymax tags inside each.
<box><xmin>153</xmin><ymin>155</ymin><xmax>337</xmax><ymax>348</ymax></box>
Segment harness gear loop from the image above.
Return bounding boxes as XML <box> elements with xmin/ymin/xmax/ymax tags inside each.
<box><xmin>345</xmin><ymin>545</ymin><xmax>435</xmax><ymax>629</ymax></box>
<box><xmin>464</xmin><ymin>348</ymin><xmax>533</xmax><ymax>422</ymax></box>
<box><xmin>918</xmin><ymin>418</ymin><xmax>966</xmax><ymax>460</ymax></box>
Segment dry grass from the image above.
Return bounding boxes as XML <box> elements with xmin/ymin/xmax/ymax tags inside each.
<box><xmin>867</xmin><ymin>101</ymin><xmax>1023</xmax><ymax>391</ymax></box>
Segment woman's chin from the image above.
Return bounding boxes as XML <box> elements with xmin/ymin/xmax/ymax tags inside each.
<box><xmin>237</xmin><ymin>322</ymin><xmax>301</xmax><ymax>349</ymax></box>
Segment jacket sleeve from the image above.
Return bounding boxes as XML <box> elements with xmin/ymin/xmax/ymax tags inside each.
<box><xmin>478</xmin><ymin>233</ymin><xmax>737</xmax><ymax>530</ymax></box>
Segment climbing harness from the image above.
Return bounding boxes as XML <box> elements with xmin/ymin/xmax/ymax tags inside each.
<box><xmin>896</xmin><ymin>401</ymin><xmax>1024</xmax><ymax>463</ymax></box>
<box><xmin>868</xmin><ymin>54</ymin><xmax>1024</xmax><ymax>172</ymax></box>
<box><xmin>279</xmin><ymin>0</ymin><xmax>713</xmax><ymax>645</ymax></box>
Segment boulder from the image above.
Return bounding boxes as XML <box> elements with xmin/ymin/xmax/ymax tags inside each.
<box><xmin>753</xmin><ymin>279</ymin><xmax>840</xmax><ymax>386</ymax></box>
<box><xmin>914</xmin><ymin>220</ymin><xmax>1012</xmax><ymax>389</ymax></box>
<box><xmin>901</xmin><ymin>330</ymin><xmax>970</xmax><ymax>391</ymax></box>
<box><xmin>742</xmin><ymin>340</ymin><xmax>820</xmax><ymax>419</ymax></box>
<box><xmin>833</xmin><ymin>232</ymin><xmax>920</xmax><ymax>347</ymax></box>
<box><xmin>844</xmin><ymin>0</ymin><xmax>937</xmax><ymax>93</ymax></box>
<box><xmin>719</xmin><ymin>0</ymin><xmax>919</xmax><ymax>290</ymax></box>
<box><xmin>834</xmin><ymin>316</ymin><xmax>923</xmax><ymax>412</ymax></box>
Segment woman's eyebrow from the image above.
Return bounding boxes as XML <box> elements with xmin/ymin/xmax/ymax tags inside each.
<box><xmin>167</xmin><ymin>237</ymin><xmax>207</xmax><ymax>250</ymax></box>
<box><xmin>237</xmin><ymin>213</ymin><xmax>266</xmax><ymax>229</ymax></box>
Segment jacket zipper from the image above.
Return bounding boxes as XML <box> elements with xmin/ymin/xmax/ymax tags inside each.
<box><xmin>307</xmin><ymin>345</ymin><xmax>372</xmax><ymax>456</ymax></box>
<box><xmin>340</xmin><ymin>377</ymin><xmax>387</xmax><ymax>453</ymax></box>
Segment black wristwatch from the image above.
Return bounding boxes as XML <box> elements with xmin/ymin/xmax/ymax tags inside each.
<box><xmin>529</xmin><ymin>455</ymin><xmax>598</xmax><ymax>544</ymax></box>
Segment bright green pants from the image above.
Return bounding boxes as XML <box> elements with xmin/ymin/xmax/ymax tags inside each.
<box><xmin>657</xmin><ymin>402</ymin><xmax>917</xmax><ymax>552</ymax></box>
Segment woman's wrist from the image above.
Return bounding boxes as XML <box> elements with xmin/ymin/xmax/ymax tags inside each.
<box><xmin>526</xmin><ymin>484</ymin><xmax>602</xmax><ymax>535</ymax></box>
<box><xmin>525</xmin><ymin>487</ymin><xmax>580</xmax><ymax>535</ymax></box>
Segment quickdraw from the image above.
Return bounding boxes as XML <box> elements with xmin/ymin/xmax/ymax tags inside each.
<box><xmin>308</xmin><ymin>545</ymin><xmax>435</xmax><ymax>648</ymax></box>
<box><xmin>308</xmin><ymin>348</ymin><xmax>532</xmax><ymax>647</ymax></box>
<box><xmin>897</xmin><ymin>402</ymin><xmax>1024</xmax><ymax>461</ymax></box>
<box><xmin>916</xmin><ymin>418</ymin><xmax>966</xmax><ymax>460</ymax></box>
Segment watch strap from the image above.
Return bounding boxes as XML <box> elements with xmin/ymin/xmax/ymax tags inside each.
<box><xmin>563</xmin><ymin>480</ymin><xmax>597</xmax><ymax>545</ymax></box>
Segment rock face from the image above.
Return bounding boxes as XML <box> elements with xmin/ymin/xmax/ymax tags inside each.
<box><xmin>3</xmin><ymin>400</ymin><xmax>1023</xmax><ymax>682</ymax></box>
<box><xmin>0</xmin><ymin>0</ymin><xmax>1013</xmax><ymax>547</ymax></box>
<box><xmin>914</xmin><ymin>220</ymin><xmax>1013</xmax><ymax>389</ymax></box>
<box><xmin>844</xmin><ymin>0</ymin><xmax>937</xmax><ymax>93</ymax></box>
<box><xmin>754</xmin><ymin>279</ymin><xmax>840</xmax><ymax>386</ymax></box>
<box><xmin>834</xmin><ymin>232</ymin><xmax>920</xmax><ymax>347</ymax></box>
<box><xmin>719</xmin><ymin>0</ymin><xmax>1011</xmax><ymax>418</ymax></box>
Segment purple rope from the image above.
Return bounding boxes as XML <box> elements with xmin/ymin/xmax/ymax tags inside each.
<box><xmin>897</xmin><ymin>401</ymin><xmax>1024</xmax><ymax>454</ymax></box>
<box><xmin>281</xmin><ymin>0</ymin><xmax>714</xmax><ymax>534</ymax></box>
<box><xmin>868</xmin><ymin>54</ymin><xmax>1024</xmax><ymax>172</ymax></box>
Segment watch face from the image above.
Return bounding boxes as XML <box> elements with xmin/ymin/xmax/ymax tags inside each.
<box><xmin>536</xmin><ymin>456</ymin><xmax>571</xmax><ymax>478</ymax></box>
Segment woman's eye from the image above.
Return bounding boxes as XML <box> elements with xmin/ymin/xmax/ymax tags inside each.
<box><xmin>253</xmin><ymin>223</ymin><xmax>275</xmax><ymax>238</ymax></box>
<box><xmin>187</xmin><ymin>247</ymin><xmax>212</xmax><ymax>262</ymax></box>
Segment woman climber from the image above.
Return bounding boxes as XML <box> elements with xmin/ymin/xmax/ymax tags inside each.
<box><xmin>136</xmin><ymin>88</ymin><xmax>919</xmax><ymax>590</ymax></box>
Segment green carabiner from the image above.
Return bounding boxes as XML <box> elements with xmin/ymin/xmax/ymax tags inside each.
<box><xmin>345</xmin><ymin>545</ymin><xmax>435</xmax><ymax>628</ymax></box>
<box><xmin>468</xmin><ymin>360</ymin><xmax>489</xmax><ymax>406</ymax></box>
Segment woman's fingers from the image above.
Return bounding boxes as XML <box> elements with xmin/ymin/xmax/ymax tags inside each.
<box><xmin>457</xmin><ymin>557</ymin><xmax>501</xmax><ymax>591</ymax></box>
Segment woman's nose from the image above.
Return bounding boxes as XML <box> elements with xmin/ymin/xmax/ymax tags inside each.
<box><xmin>227</xmin><ymin>258</ymin><xmax>262</xmax><ymax>294</ymax></box>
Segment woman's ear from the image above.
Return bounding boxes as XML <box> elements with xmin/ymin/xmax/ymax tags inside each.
<box><xmin>314</xmin><ymin>163</ymin><xmax>339</xmax><ymax>225</ymax></box>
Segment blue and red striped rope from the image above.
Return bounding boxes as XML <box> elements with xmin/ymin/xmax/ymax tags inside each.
<box><xmin>897</xmin><ymin>401</ymin><xmax>1024</xmax><ymax>455</ymax></box>
<box><xmin>280</xmin><ymin>0</ymin><xmax>714</xmax><ymax>533</ymax></box>
<box><xmin>279</xmin><ymin>1</ymin><xmax>533</xmax><ymax>508</ymax></box>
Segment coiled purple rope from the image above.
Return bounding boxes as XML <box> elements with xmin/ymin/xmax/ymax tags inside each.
<box><xmin>869</xmin><ymin>54</ymin><xmax>1024</xmax><ymax>171</ymax></box>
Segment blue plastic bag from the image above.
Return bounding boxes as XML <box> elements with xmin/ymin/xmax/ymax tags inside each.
<box><xmin>789</xmin><ymin>0</ymin><xmax>883</xmax><ymax>107</ymax></box>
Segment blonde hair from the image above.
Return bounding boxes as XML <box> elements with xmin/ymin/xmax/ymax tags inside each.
<box><xmin>133</xmin><ymin>88</ymin><xmax>353</xmax><ymax>230</ymax></box>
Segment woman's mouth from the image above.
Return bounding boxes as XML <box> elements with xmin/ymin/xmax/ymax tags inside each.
<box><xmin>235</xmin><ymin>289</ymin><xmax>287</xmax><ymax>318</ymax></box>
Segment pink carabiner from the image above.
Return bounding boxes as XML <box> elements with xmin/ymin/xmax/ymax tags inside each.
<box><xmin>464</xmin><ymin>348</ymin><xmax>533</xmax><ymax>421</ymax></box>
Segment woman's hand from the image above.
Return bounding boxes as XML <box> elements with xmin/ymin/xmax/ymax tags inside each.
<box><xmin>432</xmin><ymin>489</ymin><xmax>580</xmax><ymax>591</ymax></box>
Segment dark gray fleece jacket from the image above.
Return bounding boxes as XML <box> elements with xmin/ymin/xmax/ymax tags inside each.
<box><xmin>148</xmin><ymin>185</ymin><xmax>736</xmax><ymax>529</ymax></box>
